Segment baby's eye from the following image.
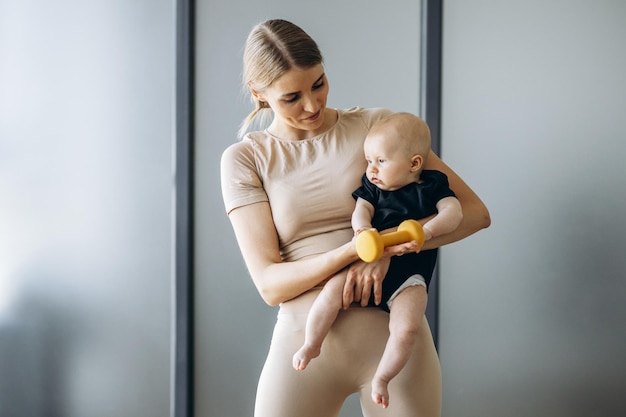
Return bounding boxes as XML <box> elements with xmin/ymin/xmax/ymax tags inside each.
<box><xmin>378</xmin><ymin>159</ymin><xmax>386</xmax><ymax>163</ymax></box>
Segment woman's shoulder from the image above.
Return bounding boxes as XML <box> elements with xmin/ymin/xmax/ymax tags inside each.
<box><xmin>339</xmin><ymin>106</ymin><xmax>393</xmax><ymax>126</ymax></box>
<box><xmin>222</xmin><ymin>130</ymin><xmax>272</xmax><ymax>156</ymax></box>
<box><xmin>220</xmin><ymin>134</ymin><xmax>261</xmax><ymax>169</ymax></box>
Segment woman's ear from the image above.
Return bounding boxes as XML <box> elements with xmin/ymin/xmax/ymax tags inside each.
<box><xmin>248</xmin><ymin>84</ymin><xmax>265</xmax><ymax>103</ymax></box>
<box><xmin>410</xmin><ymin>154</ymin><xmax>424</xmax><ymax>172</ymax></box>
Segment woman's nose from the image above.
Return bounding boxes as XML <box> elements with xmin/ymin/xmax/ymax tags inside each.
<box><xmin>302</xmin><ymin>94</ymin><xmax>318</xmax><ymax>113</ymax></box>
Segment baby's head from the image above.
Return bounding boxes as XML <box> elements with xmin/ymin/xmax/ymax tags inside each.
<box><xmin>363</xmin><ymin>113</ymin><xmax>431</xmax><ymax>191</ymax></box>
<box><xmin>367</xmin><ymin>112</ymin><xmax>431</xmax><ymax>159</ymax></box>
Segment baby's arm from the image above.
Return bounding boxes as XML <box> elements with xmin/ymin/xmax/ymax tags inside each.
<box><xmin>352</xmin><ymin>197</ymin><xmax>375</xmax><ymax>234</ymax></box>
<box><xmin>422</xmin><ymin>196</ymin><xmax>463</xmax><ymax>241</ymax></box>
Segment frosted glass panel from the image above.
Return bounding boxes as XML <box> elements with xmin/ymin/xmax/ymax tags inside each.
<box><xmin>0</xmin><ymin>2</ymin><xmax>174</xmax><ymax>416</ymax></box>
<box><xmin>440</xmin><ymin>1</ymin><xmax>626</xmax><ymax>416</ymax></box>
<box><xmin>194</xmin><ymin>1</ymin><xmax>422</xmax><ymax>416</ymax></box>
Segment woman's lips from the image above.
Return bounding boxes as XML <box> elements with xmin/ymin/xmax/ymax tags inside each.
<box><xmin>304</xmin><ymin>110</ymin><xmax>321</xmax><ymax>121</ymax></box>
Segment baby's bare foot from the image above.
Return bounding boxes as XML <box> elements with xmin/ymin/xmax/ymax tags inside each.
<box><xmin>292</xmin><ymin>344</ymin><xmax>321</xmax><ymax>371</ymax></box>
<box><xmin>371</xmin><ymin>377</ymin><xmax>390</xmax><ymax>409</ymax></box>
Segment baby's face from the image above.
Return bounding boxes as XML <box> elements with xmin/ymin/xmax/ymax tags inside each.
<box><xmin>363</xmin><ymin>133</ymin><xmax>416</xmax><ymax>191</ymax></box>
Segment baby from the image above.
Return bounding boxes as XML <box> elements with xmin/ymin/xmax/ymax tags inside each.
<box><xmin>292</xmin><ymin>112</ymin><xmax>463</xmax><ymax>408</ymax></box>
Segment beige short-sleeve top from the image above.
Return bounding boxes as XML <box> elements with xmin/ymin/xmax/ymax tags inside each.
<box><xmin>221</xmin><ymin>107</ymin><xmax>392</xmax><ymax>262</ymax></box>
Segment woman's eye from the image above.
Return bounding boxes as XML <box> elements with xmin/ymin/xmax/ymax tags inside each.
<box><xmin>284</xmin><ymin>95</ymin><xmax>299</xmax><ymax>103</ymax></box>
<box><xmin>313</xmin><ymin>81</ymin><xmax>324</xmax><ymax>90</ymax></box>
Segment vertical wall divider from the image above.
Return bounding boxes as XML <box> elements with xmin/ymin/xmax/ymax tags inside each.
<box><xmin>420</xmin><ymin>0</ymin><xmax>443</xmax><ymax>349</ymax></box>
<box><xmin>174</xmin><ymin>0</ymin><xmax>195</xmax><ymax>416</ymax></box>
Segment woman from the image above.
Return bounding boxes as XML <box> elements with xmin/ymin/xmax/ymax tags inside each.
<box><xmin>221</xmin><ymin>19</ymin><xmax>490</xmax><ymax>417</ymax></box>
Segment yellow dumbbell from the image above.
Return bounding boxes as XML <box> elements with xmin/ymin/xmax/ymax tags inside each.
<box><xmin>356</xmin><ymin>220</ymin><xmax>425</xmax><ymax>263</ymax></box>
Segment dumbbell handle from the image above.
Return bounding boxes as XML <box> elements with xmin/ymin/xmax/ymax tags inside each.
<box><xmin>379</xmin><ymin>229</ymin><xmax>417</xmax><ymax>247</ymax></box>
<box><xmin>356</xmin><ymin>220</ymin><xmax>425</xmax><ymax>262</ymax></box>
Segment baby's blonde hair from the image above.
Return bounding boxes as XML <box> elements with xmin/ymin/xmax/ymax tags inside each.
<box><xmin>369</xmin><ymin>112</ymin><xmax>431</xmax><ymax>158</ymax></box>
<box><xmin>239</xmin><ymin>19</ymin><xmax>323</xmax><ymax>138</ymax></box>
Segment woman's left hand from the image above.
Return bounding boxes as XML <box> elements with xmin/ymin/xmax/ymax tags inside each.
<box><xmin>342</xmin><ymin>240</ymin><xmax>419</xmax><ymax>309</ymax></box>
<box><xmin>343</xmin><ymin>257</ymin><xmax>389</xmax><ymax>308</ymax></box>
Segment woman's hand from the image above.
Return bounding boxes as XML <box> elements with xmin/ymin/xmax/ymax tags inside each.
<box><xmin>342</xmin><ymin>240</ymin><xmax>418</xmax><ymax>308</ymax></box>
<box><xmin>343</xmin><ymin>257</ymin><xmax>389</xmax><ymax>308</ymax></box>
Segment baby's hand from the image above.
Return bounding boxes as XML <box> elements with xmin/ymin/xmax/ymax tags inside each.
<box><xmin>384</xmin><ymin>240</ymin><xmax>420</xmax><ymax>257</ymax></box>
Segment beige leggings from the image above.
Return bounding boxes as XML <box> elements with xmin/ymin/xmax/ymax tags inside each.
<box><xmin>254</xmin><ymin>289</ymin><xmax>442</xmax><ymax>417</ymax></box>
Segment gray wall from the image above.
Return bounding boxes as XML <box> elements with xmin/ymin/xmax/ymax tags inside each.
<box><xmin>194</xmin><ymin>1</ymin><xmax>421</xmax><ymax>416</ymax></box>
<box><xmin>439</xmin><ymin>1</ymin><xmax>626</xmax><ymax>416</ymax></box>
<box><xmin>0</xmin><ymin>2</ymin><xmax>174</xmax><ymax>416</ymax></box>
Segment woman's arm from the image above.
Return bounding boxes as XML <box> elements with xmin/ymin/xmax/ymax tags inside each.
<box><xmin>421</xmin><ymin>150</ymin><xmax>491</xmax><ymax>250</ymax></box>
<box><xmin>228</xmin><ymin>201</ymin><xmax>361</xmax><ymax>306</ymax></box>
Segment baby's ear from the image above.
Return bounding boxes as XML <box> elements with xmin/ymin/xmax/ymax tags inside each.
<box><xmin>410</xmin><ymin>154</ymin><xmax>423</xmax><ymax>172</ymax></box>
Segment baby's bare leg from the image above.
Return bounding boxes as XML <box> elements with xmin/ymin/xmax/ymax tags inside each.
<box><xmin>371</xmin><ymin>285</ymin><xmax>428</xmax><ymax>408</ymax></box>
<box><xmin>293</xmin><ymin>272</ymin><xmax>347</xmax><ymax>371</ymax></box>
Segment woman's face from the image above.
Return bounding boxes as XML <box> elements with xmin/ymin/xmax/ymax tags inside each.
<box><xmin>254</xmin><ymin>64</ymin><xmax>330</xmax><ymax>139</ymax></box>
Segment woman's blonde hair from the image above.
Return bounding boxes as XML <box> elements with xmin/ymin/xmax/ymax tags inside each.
<box><xmin>238</xmin><ymin>19</ymin><xmax>323</xmax><ymax>138</ymax></box>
